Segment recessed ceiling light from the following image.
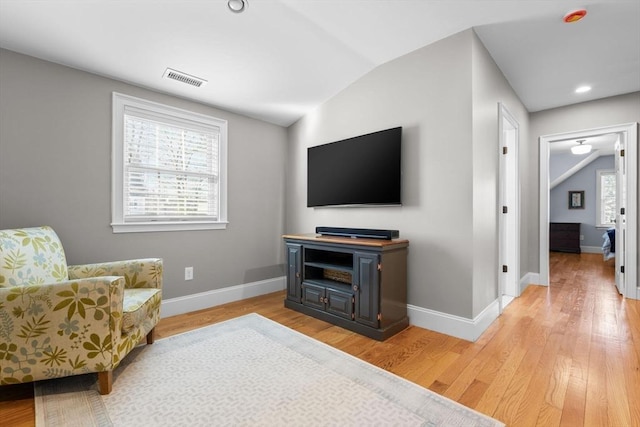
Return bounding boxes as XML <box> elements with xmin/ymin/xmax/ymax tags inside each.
<box><xmin>575</xmin><ymin>85</ymin><xmax>591</xmax><ymax>94</ymax></box>
<box><xmin>228</xmin><ymin>0</ymin><xmax>248</xmax><ymax>13</ymax></box>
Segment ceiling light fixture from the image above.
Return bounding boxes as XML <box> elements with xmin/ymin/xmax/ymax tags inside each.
<box><xmin>571</xmin><ymin>139</ymin><xmax>592</xmax><ymax>155</ymax></box>
<box><xmin>563</xmin><ymin>9</ymin><xmax>587</xmax><ymax>23</ymax></box>
<box><xmin>575</xmin><ymin>85</ymin><xmax>592</xmax><ymax>94</ymax></box>
<box><xmin>228</xmin><ymin>0</ymin><xmax>248</xmax><ymax>13</ymax></box>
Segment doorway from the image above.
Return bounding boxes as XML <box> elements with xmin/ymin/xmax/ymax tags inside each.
<box><xmin>498</xmin><ymin>103</ymin><xmax>520</xmax><ymax>312</ymax></box>
<box><xmin>539</xmin><ymin>123</ymin><xmax>638</xmax><ymax>300</ymax></box>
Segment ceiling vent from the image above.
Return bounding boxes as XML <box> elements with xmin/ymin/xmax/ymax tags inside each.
<box><xmin>163</xmin><ymin>68</ymin><xmax>207</xmax><ymax>87</ymax></box>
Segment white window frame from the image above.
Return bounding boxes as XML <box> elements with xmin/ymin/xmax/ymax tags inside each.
<box><xmin>111</xmin><ymin>92</ymin><xmax>228</xmax><ymax>233</ymax></box>
<box><xmin>596</xmin><ymin>169</ymin><xmax>615</xmax><ymax>228</ymax></box>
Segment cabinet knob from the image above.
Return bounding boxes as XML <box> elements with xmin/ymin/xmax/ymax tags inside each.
<box><xmin>296</xmin><ymin>272</ymin><xmax>300</xmax><ymax>278</ymax></box>
<box><xmin>353</xmin><ymin>285</ymin><xmax>359</xmax><ymax>292</ymax></box>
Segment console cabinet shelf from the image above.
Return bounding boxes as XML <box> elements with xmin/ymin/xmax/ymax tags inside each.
<box><xmin>283</xmin><ymin>234</ymin><xmax>409</xmax><ymax>341</ymax></box>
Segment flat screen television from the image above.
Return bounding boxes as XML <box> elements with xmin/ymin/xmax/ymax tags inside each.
<box><xmin>307</xmin><ymin>127</ymin><xmax>402</xmax><ymax>207</ymax></box>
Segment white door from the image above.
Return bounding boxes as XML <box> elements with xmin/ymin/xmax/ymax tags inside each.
<box><xmin>614</xmin><ymin>134</ymin><xmax>626</xmax><ymax>294</ymax></box>
<box><xmin>498</xmin><ymin>103</ymin><xmax>520</xmax><ymax>313</ymax></box>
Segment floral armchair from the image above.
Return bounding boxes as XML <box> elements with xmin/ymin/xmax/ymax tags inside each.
<box><xmin>0</xmin><ymin>226</ymin><xmax>162</xmax><ymax>394</ymax></box>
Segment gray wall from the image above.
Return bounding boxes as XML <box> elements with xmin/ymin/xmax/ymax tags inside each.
<box><xmin>550</xmin><ymin>155</ymin><xmax>614</xmax><ymax>247</ymax></box>
<box><xmin>528</xmin><ymin>92</ymin><xmax>640</xmax><ymax>274</ymax></box>
<box><xmin>0</xmin><ymin>48</ymin><xmax>288</xmax><ymax>300</ymax></box>
<box><xmin>470</xmin><ymin>33</ymin><xmax>530</xmax><ymax>315</ymax></box>
<box><xmin>286</xmin><ymin>29</ymin><xmax>528</xmax><ymax>319</ymax></box>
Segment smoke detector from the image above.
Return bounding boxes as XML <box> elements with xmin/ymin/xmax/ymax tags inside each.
<box><xmin>563</xmin><ymin>9</ymin><xmax>587</xmax><ymax>23</ymax></box>
<box><xmin>163</xmin><ymin>68</ymin><xmax>207</xmax><ymax>88</ymax></box>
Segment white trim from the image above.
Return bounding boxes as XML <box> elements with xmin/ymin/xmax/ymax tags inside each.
<box><xmin>160</xmin><ymin>276</ymin><xmax>286</xmax><ymax>318</ymax></box>
<box><xmin>407</xmin><ymin>300</ymin><xmax>500</xmax><ymax>342</ymax></box>
<box><xmin>112</xmin><ymin>221</ymin><xmax>228</xmax><ymax>233</ymax></box>
<box><xmin>520</xmin><ymin>272</ymin><xmax>540</xmax><ymax>293</ymax></box>
<box><xmin>498</xmin><ymin>102</ymin><xmax>521</xmax><ymax>315</ymax></box>
<box><xmin>581</xmin><ymin>245</ymin><xmax>603</xmax><ymax>254</ymax></box>
<box><xmin>540</xmin><ymin>123</ymin><xmax>637</xmax><ymax>299</ymax></box>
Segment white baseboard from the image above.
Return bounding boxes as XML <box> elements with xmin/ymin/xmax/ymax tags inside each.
<box><xmin>521</xmin><ymin>272</ymin><xmax>542</xmax><ymax>289</ymax></box>
<box><xmin>161</xmin><ymin>276</ymin><xmax>286</xmax><ymax>318</ymax></box>
<box><xmin>407</xmin><ymin>299</ymin><xmax>500</xmax><ymax>342</ymax></box>
<box><xmin>580</xmin><ymin>245</ymin><xmax>602</xmax><ymax>254</ymax></box>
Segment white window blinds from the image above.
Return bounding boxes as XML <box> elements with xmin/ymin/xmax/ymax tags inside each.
<box><xmin>597</xmin><ymin>169</ymin><xmax>616</xmax><ymax>227</ymax></box>
<box><xmin>123</xmin><ymin>108</ymin><xmax>220</xmax><ymax>221</ymax></box>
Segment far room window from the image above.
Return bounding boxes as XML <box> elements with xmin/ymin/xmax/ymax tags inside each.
<box><xmin>112</xmin><ymin>93</ymin><xmax>227</xmax><ymax>233</ymax></box>
<box><xmin>596</xmin><ymin>169</ymin><xmax>616</xmax><ymax>228</ymax></box>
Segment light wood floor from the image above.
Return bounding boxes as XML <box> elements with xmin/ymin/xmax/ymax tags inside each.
<box><xmin>2</xmin><ymin>252</ymin><xmax>639</xmax><ymax>426</ymax></box>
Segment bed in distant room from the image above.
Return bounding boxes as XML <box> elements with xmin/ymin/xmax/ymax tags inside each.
<box><xmin>602</xmin><ymin>228</ymin><xmax>616</xmax><ymax>261</ymax></box>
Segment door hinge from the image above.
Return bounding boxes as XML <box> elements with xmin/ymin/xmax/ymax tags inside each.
<box><xmin>502</xmin><ymin>206</ymin><xmax>508</xmax><ymax>214</ymax></box>
<box><xmin>377</xmin><ymin>313</ymin><xmax>382</xmax><ymax>321</ymax></box>
<box><xmin>621</xmin><ymin>266</ymin><xmax>625</xmax><ymax>274</ymax></box>
<box><xmin>620</xmin><ymin>149</ymin><xmax>625</xmax><ymax>157</ymax></box>
<box><xmin>377</xmin><ymin>263</ymin><xmax>382</xmax><ymax>271</ymax></box>
<box><xmin>621</xmin><ymin>207</ymin><xmax>625</xmax><ymax>215</ymax></box>
<box><xmin>503</xmin><ymin>146</ymin><xmax>508</xmax><ymax>155</ymax></box>
<box><xmin>502</xmin><ymin>265</ymin><xmax>508</xmax><ymax>273</ymax></box>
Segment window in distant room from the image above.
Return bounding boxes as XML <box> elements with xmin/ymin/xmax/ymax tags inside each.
<box><xmin>596</xmin><ymin>169</ymin><xmax>616</xmax><ymax>228</ymax></box>
<box><xmin>112</xmin><ymin>93</ymin><xmax>227</xmax><ymax>233</ymax></box>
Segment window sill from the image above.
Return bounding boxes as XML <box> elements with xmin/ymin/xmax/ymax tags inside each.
<box><xmin>111</xmin><ymin>221</ymin><xmax>228</xmax><ymax>233</ymax></box>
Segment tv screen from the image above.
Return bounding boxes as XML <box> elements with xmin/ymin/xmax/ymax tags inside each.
<box><xmin>307</xmin><ymin>127</ymin><xmax>402</xmax><ymax>207</ymax></box>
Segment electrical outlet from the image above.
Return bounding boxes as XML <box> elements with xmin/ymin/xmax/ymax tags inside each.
<box><xmin>185</xmin><ymin>267</ymin><xmax>194</xmax><ymax>281</ymax></box>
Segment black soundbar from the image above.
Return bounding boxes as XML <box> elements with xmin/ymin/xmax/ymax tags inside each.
<box><xmin>315</xmin><ymin>227</ymin><xmax>399</xmax><ymax>240</ymax></box>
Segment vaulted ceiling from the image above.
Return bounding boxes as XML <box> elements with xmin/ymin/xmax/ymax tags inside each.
<box><xmin>1</xmin><ymin>0</ymin><xmax>638</xmax><ymax>127</ymax></box>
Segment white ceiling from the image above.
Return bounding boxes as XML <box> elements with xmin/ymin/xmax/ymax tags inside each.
<box><xmin>0</xmin><ymin>0</ymin><xmax>638</xmax><ymax>127</ymax></box>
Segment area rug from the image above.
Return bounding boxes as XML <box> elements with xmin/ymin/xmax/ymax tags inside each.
<box><xmin>35</xmin><ymin>313</ymin><xmax>503</xmax><ymax>426</ymax></box>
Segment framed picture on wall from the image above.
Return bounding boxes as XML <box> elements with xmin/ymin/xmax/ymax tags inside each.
<box><xmin>568</xmin><ymin>190</ymin><xmax>585</xmax><ymax>209</ymax></box>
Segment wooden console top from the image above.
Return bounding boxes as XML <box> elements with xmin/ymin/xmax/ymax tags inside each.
<box><xmin>282</xmin><ymin>233</ymin><xmax>409</xmax><ymax>248</ymax></box>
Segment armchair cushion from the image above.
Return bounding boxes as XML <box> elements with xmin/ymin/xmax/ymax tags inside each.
<box><xmin>0</xmin><ymin>226</ymin><xmax>69</xmax><ymax>287</ymax></box>
<box><xmin>121</xmin><ymin>288</ymin><xmax>162</xmax><ymax>334</ymax></box>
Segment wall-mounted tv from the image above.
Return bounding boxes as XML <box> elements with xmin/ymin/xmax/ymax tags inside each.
<box><xmin>307</xmin><ymin>127</ymin><xmax>402</xmax><ymax>207</ymax></box>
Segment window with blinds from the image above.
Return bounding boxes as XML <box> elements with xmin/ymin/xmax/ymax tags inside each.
<box><xmin>596</xmin><ymin>169</ymin><xmax>616</xmax><ymax>228</ymax></box>
<box><xmin>112</xmin><ymin>93</ymin><xmax>228</xmax><ymax>233</ymax></box>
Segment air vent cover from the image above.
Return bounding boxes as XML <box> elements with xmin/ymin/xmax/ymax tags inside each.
<box><xmin>163</xmin><ymin>68</ymin><xmax>207</xmax><ymax>87</ymax></box>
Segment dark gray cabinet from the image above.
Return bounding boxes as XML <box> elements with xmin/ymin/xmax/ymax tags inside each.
<box><xmin>283</xmin><ymin>234</ymin><xmax>409</xmax><ymax>341</ymax></box>
<box><xmin>549</xmin><ymin>222</ymin><xmax>581</xmax><ymax>253</ymax></box>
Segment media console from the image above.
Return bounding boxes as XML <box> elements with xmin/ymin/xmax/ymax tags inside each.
<box><xmin>283</xmin><ymin>233</ymin><xmax>409</xmax><ymax>341</ymax></box>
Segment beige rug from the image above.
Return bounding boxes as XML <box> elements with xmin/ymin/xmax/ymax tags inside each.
<box><xmin>35</xmin><ymin>313</ymin><xmax>503</xmax><ymax>426</ymax></box>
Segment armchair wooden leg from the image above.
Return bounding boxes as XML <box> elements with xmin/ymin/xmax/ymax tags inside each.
<box><xmin>146</xmin><ymin>328</ymin><xmax>155</xmax><ymax>345</ymax></box>
<box><xmin>98</xmin><ymin>371</ymin><xmax>112</xmax><ymax>395</ymax></box>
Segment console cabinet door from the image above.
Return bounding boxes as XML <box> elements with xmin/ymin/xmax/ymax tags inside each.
<box><xmin>286</xmin><ymin>243</ymin><xmax>302</xmax><ymax>302</ymax></box>
<box><xmin>354</xmin><ymin>252</ymin><xmax>380</xmax><ymax>328</ymax></box>
<box><xmin>326</xmin><ymin>288</ymin><xmax>354</xmax><ymax>320</ymax></box>
<box><xmin>302</xmin><ymin>282</ymin><xmax>326</xmax><ymax>310</ymax></box>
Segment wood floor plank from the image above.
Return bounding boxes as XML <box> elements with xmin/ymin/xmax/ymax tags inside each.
<box><xmin>1</xmin><ymin>252</ymin><xmax>638</xmax><ymax>427</ymax></box>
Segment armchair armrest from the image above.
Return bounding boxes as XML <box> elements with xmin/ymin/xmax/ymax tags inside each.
<box><xmin>68</xmin><ymin>258</ymin><xmax>163</xmax><ymax>290</ymax></box>
<box><xmin>0</xmin><ymin>277</ymin><xmax>124</xmax><ymax>385</ymax></box>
